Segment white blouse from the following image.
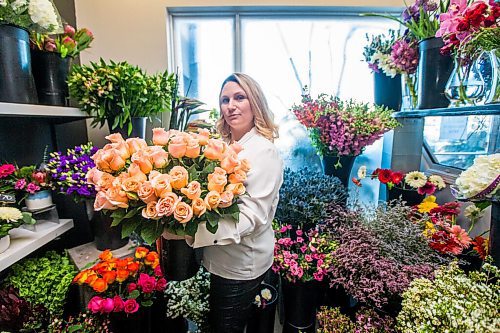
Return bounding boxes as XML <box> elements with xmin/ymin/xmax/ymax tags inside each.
<box><xmin>190</xmin><ymin>127</ymin><xmax>283</xmax><ymax>280</ymax></box>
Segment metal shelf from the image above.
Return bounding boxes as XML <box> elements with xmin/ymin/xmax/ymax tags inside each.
<box><xmin>0</xmin><ymin>102</ymin><xmax>87</xmax><ymax>122</ymax></box>
<box><xmin>394</xmin><ymin>103</ymin><xmax>500</xmax><ymax>118</ymax></box>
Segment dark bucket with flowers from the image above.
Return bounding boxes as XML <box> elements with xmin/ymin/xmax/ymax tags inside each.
<box><xmin>31</xmin><ymin>50</ymin><xmax>71</xmax><ymax>106</ymax></box>
<box><xmin>247</xmin><ymin>282</ymin><xmax>278</xmax><ymax>333</ymax></box>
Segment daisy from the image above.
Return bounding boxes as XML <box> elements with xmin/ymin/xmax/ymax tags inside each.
<box><xmin>357</xmin><ymin>166</ymin><xmax>367</xmax><ymax>179</ymax></box>
<box><xmin>428</xmin><ymin>175</ymin><xmax>446</xmax><ymax>190</ymax></box>
<box><xmin>0</xmin><ymin>207</ymin><xmax>23</xmax><ymax>222</ymax></box>
<box><xmin>405</xmin><ymin>171</ymin><xmax>427</xmax><ymax>189</ymax></box>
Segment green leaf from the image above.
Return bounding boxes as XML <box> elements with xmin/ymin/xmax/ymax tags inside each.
<box><xmin>128</xmin><ymin>289</ymin><xmax>140</xmax><ymax>299</ymax></box>
<box><xmin>141</xmin><ymin>300</ymin><xmax>153</xmax><ymax>307</ymax></box>
<box><xmin>121</xmin><ymin>218</ymin><xmax>139</xmax><ymax>238</ymax></box>
<box><xmin>474</xmin><ymin>201</ymin><xmax>491</xmax><ymax>211</ymax></box>
<box><xmin>111</xmin><ymin>210</ymin><xmax>126</xmax><ymax>218</ymax></box>
<box><xmin>206</xmin><ymin>222</ymin><xmax>218</xmax><ymax>234</ymax></box>
<box><xmin>111</xmin><ymin>216</ymin><xmax>124</xmax><ymax>227</ymax></box>
<box><xmin>68</xmin><ymin>324</ymin><xmax>83</xmax><ymax>333</ymax></box>
<box><xmin>206</xmin><ymin>211</ymin><xmax>219</xmax><ymax>228</ymax></box>
<box><xmin>184</xmin><ymin>220</ymin><xmax>198</xmax><ymax>237</ymax></box>
<box><xmin>231</xmin><ymin>212</ymin><xmax>239</xmax><ymax>222</ymax></box>
<box><xmin>187</xmin><ymin>163</ymin><xmax>198</xmax><ymax>181</ymax></box>
<box><xmin>123</xmin><ymin>207</ymin><xmax>140</xmax><ymax>219</ymax></box>
<box><xmin>140</xmin><ymin>222</ymin><xmax>163</xmax><ymax>245</ymax></box>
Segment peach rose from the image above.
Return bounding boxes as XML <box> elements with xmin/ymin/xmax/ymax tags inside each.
<box><xmin>142</xmin><ymin>201</ymin><xmax>159</xmax><ymax>219</ymax></box>
<box><xmin>229</xmin><ymin>169</ymin><xmax>247</xmax><ymax>184</ymax></box>
<box><xmin>137</xmin><ymin>181</ymin><xmax>157</xmax><ymax>204</ymax></box>
<box><xmin>112</xmin><ymin>141</ymin><xmax>131</xmax><ymax>160</ymax></box>
<box><xmin>204</xmin><ymin>191</ymin><xmax>221</xmax><ymax>210</ymax></box>
<box><xmin>126</xmin><ymin>138</ymin><xmax>148</xmax><ymax>155</ymax></box>
<box><xmin>180</xmin><ymin>181</ymin><xmax>202</xmax><ymax>200</ymax></box>
<box><xmin>226</xmin><ymin>183</ymin><xmax>246</xmax><ymax>196</ymax></box>
<box><xmin>192</xmin><ymin>197</ymin><xmax>207</xmax><ymax>217</ymax></box>
<box><xmin>96</xmin><ymin>172</ymin><xmax>115</xmax><ymax>191</ymax></box>
<box><xmin>152</xmin><ymin>128</ymin><xmax>170</xmax><ymax>146</ymax></box>
<box><xmin>208</xmin><ymin>173</ymin><xmax>227</xmax><ymax>193</ymax></box>
<box><xmin>149</xmin><ymin>147</ymin><xmax>169</xmax><ymax>168</ymax></box>
<box><xmin>106</xmin><ymin>186</ymin><xmax>129</xmax><ymax>209</ymax></box>
<box><xmin>168</xmin><ymin>136</ymin><xmax>187</xmax><ymax>159</ymax></box>
<box><xmin>169</xmin><ymin>166</ymin><xmax>189</xmax><ymax>190</ymax></box>
<box><xmin>150</xmin><ymin>174</ymin><xmax>172</xmax><ymax>198</ymax></box>
<box><xmin>236</xmin><ymin>158</ymin><xmax>251</xmax><ymax>173</ymax></box>
<box><xmin>197</xmin><ymin>128</ymin><xmax>210</xmax><ymax>145</ymax></box>
<box><xmin>204</xmin><ymin>139</ymin><xmax>226</xmax><ymax>160</ymax></box>
<box><xmin>218</xmin><ymin>190</ymin><xmax>234</xmax><ymax>208</ymax></box>
<box><xmin>105</xmin><ymin>133</ymin><xmax>125</xmax><ymax>143</ymax></box>
<box><xmin>86</xmin><ymin>167</ymin><xmax>103</xmax><ymax>185</ymax></box>
<box><xmin>185</xmin><ymin>138</ymin><xmax>201</xmax><ymax>158</ymax></box>
<box><xmin>213</xmin><ymin>167</ymin><xmax>227</xmax><ymax>176</ymax></box>
<box><xmin>127</xmin><ymin>163</ymin><xmax>147</xmax><ymax>182</ymax></box>
<box><xmin>229</xmin><ymin>142</ymin><xmax>243</xmax><ymax>155</ymax></box>
<box><xmin>173</xmin><ymin>201</ymin><xmax>193</xmax><ymax>223</ymax></box>
<box><xmin>94</xmin><ymin>191</ymin><xmax>116</xmax><ymax>211</ymax></box>
<box><xmin>95</xmin><ymin>149</ymin><xmax>126</xmax><ymax>172</ymax></box>
<box><xmin>221</xmin><ymin>153</ymin><xmax>240</xmax><ymax>174</ymax></box>
<box><xmin>131</xmin><ymin>150</ymin><xmax>153</xmax><ymax>174</ymax></box>
<box><xmin>121</xmin><ymin>176</ymin><xmax>142</xmax><ymax>193</ymax></box>
<box><xmin>156</xmin><ymin>192</ymin><xmax>179</xmax><ymax>217</ymax></box>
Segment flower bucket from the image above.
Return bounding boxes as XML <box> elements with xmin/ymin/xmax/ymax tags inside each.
<box><xmin>0</xmin><ymin>235</ymin><xmax>10</xmax><ymax>254</ymax></box>
<box><xmin>247</xmin><ymin>283</ymin><xmax>278</xmax><ymax>333</ymax></box>
<box><xmin>320</xmin><ymin>155</ymin><xmax>356</xmax><ymax>189</ymax></box>
<box><xmin>387</xmin><ymin>188</ymin><xmax>424</xmax><ymax>206</ymax></box>
<box><xmin>89</xmin><ymin>208</ymin><xmax>129</xmax><ymax>251</ymax></box>
<box><xmin>108</xmin><ymin>116</ymin><xmax>147</xmax><ymax>139</ymax></box>
<box><xmin>0</xmin><ymin>24</ymin><xmax>38</xmax><ymax>104</ymax></box>
<box><xmin>158</xmin><ymin>238</ymin><xmax>199</xmax><ymax>281</ymax></box>
<box><xmin>25</xmin><ymin>189</ymin><xmax>53</xmax><ymax>211</ymax></box>
<box><xmin>31</xmin><ymin>50</ymin><xmax>71</xmax><ymax>106</ymax></box>
<box><xmin>281</xmin><ymin>280</ymin><xmax>320</xmax><ymax>333</ymax></box>
<box><xmin>374</xmin><ymin>72</ymin><xmax>402</xmax><ymax>111</ymax></box>
<box><xmin>109</xmin><ymin>307</ymin><xmax>152</xmax><ymax>333</ymax></box>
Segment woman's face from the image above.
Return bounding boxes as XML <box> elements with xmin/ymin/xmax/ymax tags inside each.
<box><xmin>220</xmin><ymin>81</ymin><xmax>254</xmax><ymax>138</ymax></box>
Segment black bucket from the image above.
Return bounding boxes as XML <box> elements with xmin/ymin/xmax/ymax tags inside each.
<box><xmin>159</xmin><ymin>238</ymin><xmax>199</xmax><ymax>281</ymax></box>
<box><xmin>417</xmin><ymin>37</ymin><xmax>453</xmax><ymax>109</ymax></box>
<box><xmin>87</xmin><ymin>206</ymin><xmax>129</xmax><ymax>251</ymax></box>
<box><xmin>281</xmin><ymin>280</ymin><xmax>319</xmax><ymax>333</ymax></box>
<box><xmin>31</xmin><ymin>50</ymin><xmax>71</xmax><ymax>106</ymax></box>
<box><xmin>0</xmin><ymin>24</ymin><xmax>38</xmax><ymax>104</ymax></box>
<box><xmin>320</xmin><ymin>154</ymin><xmax>356</xmax><ymax>188</ymax></box>
<box><xmin>108</xmin><ymin>116</ymin><xmax>147</xmax><ymax>139</ymax></box>
<box><xmin>374</xmin><ymin>72</ymin><xmax>402</xmax><ymax>111</ymax></box>
<box><xmin>387</xmin><ymin>188</ymin><xmax>424</xmax><ymax>206</ymax></box>
<box><xmin>247</xmin><ymin>283</ymin><xmax>278</xmax><ymax>333</ymax></box>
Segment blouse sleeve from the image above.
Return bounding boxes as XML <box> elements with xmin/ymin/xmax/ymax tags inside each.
<box><xmin>189</xmin><ymin>145</ymin><xmax>283</xmax><ymax>248</ymax></box>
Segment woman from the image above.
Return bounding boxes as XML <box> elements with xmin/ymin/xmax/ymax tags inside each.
<box><xmin>191</xmin><ymin>73</ymin><xmax>283</xmax><ymax>332</ymax></box>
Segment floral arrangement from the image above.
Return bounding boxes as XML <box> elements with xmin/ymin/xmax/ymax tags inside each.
<box><xmin>31</xmin><ymin>23</ymin><xmax>94</xmax><ymax>58</ymax></box>
<box><xmin>272</xmin><ymin>223</ymin><xmax>338</xmax><ymax>283</ymax></box>
<box><xmin>0</xmin><ymin>206</ymin><xmax>36</xmax><ymax>238</ymax></box>
<box><xmin>87</xmin><ymin>129</ymin><xmax>249</xmax><ymax>243</ymax></box>
<box><xmin>291</xmin><ymin>94</ymin><xmax>399</xmax><ymax>159</ymax></box>
<box><xmin>0</xmin><ymin>0</ymin><xmax>63</xmax><ymax>33</ymax></box>
<box><xmin>164</xmin><ymin>267</ymin><xmax>210</xmax><ymax>330</ymax></box>
<box><xmin>48</xmin><ymin>313</ymin><xmax>112</xmax><ymax>333</ymax></box>
<box><xmin>452</xmin><ymin>153</ymin><xmax>499</xmax><ymax>201</ymax></box>
<box><xmin>68</xmin><ymin>60</ymin><xmax>176</xmax><ymax>135</ymax></box>
<box><xmin>0</xmin><ymin>286</ymin><xmax>49</xmax><ymax>332</ymax></box>
<box><xmin>363</xmin><ymin>30</ymin><xmax>399</xmax><ymax>75</ymax></box>
<box><xmin>317</xmin><ymin>306</ymin><xmax>396</xmax><ymax>333</ymax></box>
<box><xmin>397</xmin><ymin>262</ymin><xmax>500</xmax><ymax>332</ymax></box>
<box><xmin>275</xmin><ymin>168</ymin><xmax>346</xmax><ymax>228</ymax></box>
<box><xmin>47</xmin><ymin>142</ymin><xmax>98</xmax><ymax>201</ymax></box>
<box><xmin>72</xmin><ymin>247</ymin><xmax>166</xmax><ymax>315</ymax></box>
<box><xmin>353</xmin><ymin>166</ymin><xmax>446</xmax><ymax>196</ymax></box>
<box><xmin>0</xmin><ymin>163</ymin><xmax>52</xmax><ymax>196</ymax></box>
<box><xmin>459</xmin><ymin>25</ymin><xmax>500</xmax><ymax>60</ymax></box>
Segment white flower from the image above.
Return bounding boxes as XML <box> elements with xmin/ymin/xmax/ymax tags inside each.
<box><xmin>455</xmin><ymin>153</ymin><xmax>500</xmax><ymax>199</ymax></box>
<box><xmin>0</xmin><ymin>0</ymin><xmax>8</xmax><ymax>7</ymax></box>
<box><xmin>404</xmin><ymin>171</ymin><xmax>427</xmax><ymax>189</ymax></box>
<box><xmin>357</xmin><ymin>166</ymin><xmax>367</xmax><ymax>180</ymax></box>
<box><xmin>0</xmin><ymin>207</ymin><xmax>23</xmax><ymax>222</ymax></box>
<box><xmin>260</xmin><ymin>288</ymin><xmax>272</xmax><ymax>301</ymax></box>
<box><xmin>428</xmin><ymin>175</ymin><xmax>446</xmax><ymax>190</ymax></box>
<box><xmin>254</xmin><ymin>295</ymin><xmax>261</xmax><ymax>305</ymax></box>
<box><xmin>10</xmin><ymin>0</ymin><xmax>27</xmax><ymax>11</ymax></box>
<box><xmin>464</xmin><ymin>205</ymin><xmax>484</xmax><ymax>221</ymax></box>
<box><xmin>28</xmin><ymin>0</ymin><xmax>61</xmax><ymax>32</ymax></box>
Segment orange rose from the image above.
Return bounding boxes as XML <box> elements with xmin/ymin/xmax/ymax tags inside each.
<box><xmin>102</xmin><ymin>271</ymin><xmax>117</xmax><ymax>284</ymax></box>
<box><xmin>116</xmin><ymin>269</ymin><xmax>130</xmax><ymax>283</ymax></box>
<box><xmin>135</xmin><ymin>246</ymin><xmax>149</xmax><ymax>258</ymax></box>
<box><xmin>229</xmin><ymin>142</ymin><xmax>243</xmax><ymax>155</ymax></box>
<box><xmin>99</xmin><ymin>249</ymin><xmax>113</xmax><ymax>261</ymax></box>
<box><xmin>105</xmin><ymin>133</ymin><xmax>125</xmax><ymax>143</ymax></box>
<box><xmin>95</xmin><ymin>149</ymin><xmax>126</xmax><ymax>172</ymax></box>
<box><xmin>131</xmin><ymin>150</ymin><xmax>153</xmax><ymax>174</ymax></box>
<box><xmin>145</xmin><ymin>252</ymin><xmax>159</xmax><ymax>266</ymax></box>
<box><xmin>85</xmin><ymin>273</ymin><xmax>98</xmax><ymax>285</ymax></box>
<box><xmin>111</xmin><ymin>141</ymin><xmax>131</xmax><ymax>160</ymax></box>
<box><xmin>168</xmin><ymin>135</ymin><xmax>187</xmax><ymax>159</ymax></box>
<box><xmin>106</xmin><ymin>186</ymin><xmax>129</xmax><ymax>209</ymax></box>
<box><xmin>86</xmin><ymin>167</ymin><xmax>103</xmax><ymax>187</ymax></box>
<box><xmin>218</xmin><ymin>190</ymin><xmax>235</xmax><ymax>208</ymax></box>
<box><xmin>116</xmin><ymin>259</ymin><xmax>129</xmax><ymax>269</ymax></box>
<box><xmin>226</xmin><ymin>183</ymin><xmax>246</xmax><ymax>196</ymax></box>
<box><xmin>142</xmin><ymin>201</ymin><xmax>159</xmax><ymax>219</ymax></box>
<box><xmin>73</xmin><ymin>271</ymin><xmax>89</xmax><ymax>285</ymax></box>
<box><xmin>208</xmin><ymin>173</ymin><xmax>227</xmax><ymax>193</ymax></box>
<box><xmin>192</xmin><ymin>197</ymin><xmax>207</xmax><ymax>217</ymax></box>
<box><xmin>127</xmin><ymin>262</ymin><xmax>140</xmax><ymax>274</ymax></box>
<box><xmin>96</xmin><ymin>172</ymin><xmax>115</xmax><ymax>191</ymax></box>
<box><xmin>156</xmin><ymin>192</ymin><xmax>178</xmax><ymax>217</ymax></box>
<box><xmin>174</xmin><ymin>201</ymin><xmax>193</xmax><ymax>223</ymax></box>
<box><xmin>185</xmin><ymin>138</ymin><xmax>201</xmax><ymax>158</ymax></box>
<box><xmin>204</xmin><ymin>191</ymin><xmax>221</xmax><ymax>210</ymax></box>
<box><xmin>180</xmin><ymin>181</ymin><xmax>202</xmax><ymax>200</ymax></box>
<box><xmin>169</xmin><ymin>166</ymin><xmax>189</xmax><ymax>190</ymax></box>
<box><xmin>149</xmin><ymin>147</ymin><xmax>169</xmax><ymax>168</ymax></box>
<box><xmin>235</xmin><ymin>158</ymin><xmax>251</xmax><ymax>173</ymax></box>
<box><xmin>93</xmin><ymin>191</ymin><xmax>115</xmax><ymax>211</ymax></box>
<box><xmin>213</xmin><ymin>167</ymin><xmax>227</xmax><ymax>176</ymax></box>
<box><xmin>152</xmin><ymin>128</ymin><xmax>170</xmax><ymax>146</ymax></box>
<box><xmin>138</xmin><ymin>181</ymin><xmax>157</xmax><ymax>204</ymax></box>
<box><xmin>197</xmin><ymin>128</ymin><xmax>210</xmax><ymax>145</ymax></box>
<box><xmin>150</xmin><ymin>174</ymin><xmax>173</xmax><ymax>198</ymax></box>
<box><xmin>126</xmin><ymin>138</ymin><xmax>148</xmax><ymax>155</ymax></box>
<box><xmin>91</xmin><ymin>278</ymin><xmax>108</xmax><ymax>293</ymax></box>
<box><xmin>204</xmin><ymin>139</ymin><xmax>226</xmax><ymax>160</ymax></box>
<box><xmin>229</xmin><ymin>169</ymin><xmax>247</xmax><ymax>184</ymax></box>
<box><xmin>221</xmin><ymin>153</ymin><xmax>241</xmax><ymax>174</ymax></box>
<box><xmin>121</xmin><ymin>175</ymin><xmax>142</xmax><ymax>193</ymax></box>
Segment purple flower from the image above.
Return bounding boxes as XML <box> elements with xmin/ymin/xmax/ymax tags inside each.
<box><xmin>14</xmin><ymin>178</ymin><xmax>27</xmax><ymax>190</ymax></box>
<box><xmin>390</xmin><ymin>39</ymin><xmax>419</xmax><ymax>74</ymax></box>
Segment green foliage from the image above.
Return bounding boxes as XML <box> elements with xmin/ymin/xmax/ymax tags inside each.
<box><xmin>460</xmin><ymin>27</ymin><xmax>500</xmax><ymax>60</ymax></box>
<box><xmin>6</xmin><ymin>251</ymin><xmax>77</xmax><ymax>318</ymax></box>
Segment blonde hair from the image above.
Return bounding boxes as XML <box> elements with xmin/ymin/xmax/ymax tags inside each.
<box><xmin>216</xmin><ymin>73</ymin><xmax>279</xmax><ymax>142</ymax></box>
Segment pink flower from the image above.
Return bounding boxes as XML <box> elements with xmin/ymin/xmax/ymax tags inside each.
<box><xmin>155</xmin><ymin>277</ymin><xmax>167</xmax><ymax>291</ymax></box>
<box><xmin>137</xmin><ymin>273</ymin><xmax>156</xmax><ymax>293</ymax></box>
<box><xmin>14</xmin><ymin>179</ymin><xmax>26</xmax><ymax>190</ymax></box>
<box><xmin>154</xmin><ymin>265</ymin><xmax>163</xmax><ymax>277</ymax></box>
<box><xmin>123</xmin><ymin>299</ymin><xmax>139</xmax><ymax>314</ymax></box>
<box><xmin>26</xmin><ymin>182</ymin><xmax>40</xmax><ymax>194</ymax></box>
<box><xmin>87</xmin><ymin>296</ymin><xmax>103</xmax><ymax>313</ymax></box>
<box><xmin>64</xmin><ymin>24</ymin><xmax>76</xmax><ymax>36</ymax></box>
<box><xmin>127</xmin><ymin>283</ymin><xmax>137</xmax><ymax>293</ymax></box>
<box><xmin>296</xmin><ymin>237</ymin><xmax>304</xmax><ymax>243</ymax></box>
<box><xmin>313</xmin><ymin>271</ymin><xmax>324</xmax><ymax>281</ymax></box>
<box><xmin>417</xmin><ymin>181</ymin><xmax>436</xmax><ymax>195</ymax></box>
<box><xmin>113</xmin><ymin>296</ymin><xmax>125</xmax><ymax>312</ymax></box>
<box><xmin>449</xmin><ymin>225</ymin><xmax>472</xmax><ymax>248</ymax></box>
<box><xmin>304</xmin><ymin>254</ymin><xmax>313</xmax><ymax>262</ymax></box>
<box><xmin>279</xmin><ymin>226</ymin><xmax>288</xmax><ymax>233</ymax></box>
<box><xmin>101</xmin><ymin>298</ymin><xmax>115</xmax><ymax>313</ymax></box>
<box><xmin>295</xmin><ymin>229</ymin><xmax>303</xmax><ymax>236</ymax></box>
<box><xmin>0</xmin><ymin>164</ymin><xmax>15</xmax><ymax>178</ymax></box>
<box><xmin>45</xmin><ymin>41</ymin><xmax>57</xmax><ymax>52</ymax></box>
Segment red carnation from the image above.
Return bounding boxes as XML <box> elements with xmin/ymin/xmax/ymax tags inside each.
<box><xmin>0</xmin><ymin>164</ymin><xmax>15</xmax><ymax>178</ymax></box>
<box><xmin>391</xmin><ymin>171</ymin><xmax>404</xmax><ymax>185</ymax></box>
<box><xmin>377</xmin><ymin>169</ymin><xmax>393</xmax><ymax>184</ymax></box>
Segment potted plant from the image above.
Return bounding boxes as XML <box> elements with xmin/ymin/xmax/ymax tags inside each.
<box><xmin>0</xmin><ymin>0</ymin><xmax>63</xmax><ymax>104</ymax></box>
<box><xmin>68</xmin><ymin>59</ymin><xmax>176</xmax><ymax>138</ymax></box>
<box><xmin>291</xmin><ymin>95</ymin><xmax>399</xmax><ymax>185</ymax></box>
<box><xmin>0</xmin><ymin>206</ymin><xmax>35</xmax><ymax>253</ymax></box>
<box><xmin>30</xmin><ymin>23</ymin><xmax>94</xmax><ymax>106</ymax></box>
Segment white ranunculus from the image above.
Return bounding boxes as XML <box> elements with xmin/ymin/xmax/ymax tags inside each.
<box><xmin>28</xmin><ymin>0</ymin><xmax>60</xmax><ymax>32</ymax></box>
<box><xmin>357</xmin><ymin>165</ymin><xmax>367</xmax><ymax>180</ymax></box>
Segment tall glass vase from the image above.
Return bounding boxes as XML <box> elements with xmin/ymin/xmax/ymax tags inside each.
<box><xmin>401</xmin><ymin>73</ymin><xmax>417</xmax><ymax>110</ymax></box>
<box><xmin>479</xmin><ymin>48</ymin><xmax>500</xmax><ymax>104</ymax></box>
<box><xmin>444</xmin><ymin>57</ymin><xmax>484</xmax><ymax>107</ymax></box>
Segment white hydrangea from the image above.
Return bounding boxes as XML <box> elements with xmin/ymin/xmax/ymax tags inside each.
<box><xmin>0</xmin><ymin>207</ymin><xmax>23</xmax><ymax>222</ymax></box>
<box><xmin>28</xmin><ymin>0</ymin><xmax>61</xmax><ymax>32</ymax></box>
<box><xmin>10</xmin><ymin>0</ymin><xmax>28</xmax><ymax>11</ymax></box>
<box><xmin>455</xmin><ymin>154</ymin><xmax>500</xmax><ymax>199</ymax></box>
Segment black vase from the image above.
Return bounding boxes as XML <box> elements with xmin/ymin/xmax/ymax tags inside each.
<box><xmin>417</xmin><ymin>37</ymin><xmax>454</xmax><ymax>109</ymax></box>
<box><xmin>281</xmin><ymin>280</ymin><xmax>320</xmax><ymax>333</ymax></box>
<box><xmin>374</xmin><ymin>71</ymin><xmax>402</xmax><ymax>111</ymax></box>
<box><xmin>109</xmin><ymin>307</ymin><xmax>151</xmax><ymax>333</ymax></box>
<box><xmin>31</xmin><ymin>50</ymin><xmax>71</xmax><ymax>106</ymax></box>
<box><xmin>320</xmin><ymin>155</ymin><xmax>356</xmax><ymax>188</ymax></box>
<box><xmin>247</xmin><ymin>283</ymin><xmax>278</xmax><ymax>333</ymax></box>
<box><xmin>0</xmin><ymin>24</ymin><xmax>38</xmax><ymax>104</ymax></box>
<box><xmin>158</xmin><ymin>238</ymin><xmax>199</xmax><ymax>281</ymax></box>
<box><xmin>86</xmin><ymin>200</ymin><xmax>129</xmax><ymax>251</ymax></box>
<box><xmin>490</xmin><ymin>201</ymin><xmax>499</xmax><ymax>267</ymax></box>
<box><xmin>387</xmin><ymin>188</ymin><xmax>424</xmax><ymax>206</ymax></box>
<box><xmin>108</xmin><ymin>116</ymin><xmax>147</xmax><ymax>139</ymax></box>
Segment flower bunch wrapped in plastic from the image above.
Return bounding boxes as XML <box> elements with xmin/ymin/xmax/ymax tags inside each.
<box><xmin>272</xmin><ymin>223</ymin><xmax>338</xmax><ymax>283</ymax></box>
<box><xmin>86</xmin><ymin>128</ymin><xmax>249</xmax><ymax>244</ymax></box>
<box><xmin>0</xmin><ymin>0</ymin><xmax>63</xmax><ymax>33</ymax></box>
<box><xmin>0</xmin><ymin>163</ymin><xmax>52</xmax><ymax>196</ymax></box>
<box><xmin>291</xmin><ymin>94</ymin><xmax>399</xmax><ymax>158</ymax></box>
<box><xmin>72</xmin><ymin>247</ymin><xmax>167</xmax><ymax>315</ymax></box>
<box><xmin>31</xmin><ymin>23</ymin><xmax>94</xmax><ymax>58</ymax></box>
<box><xmin>453</xmin><ymin>153</ymin><xmax>500</xmax><ymax>201</ymax></box>
<box><xmin>47</xmin><ymin>142</ymin><xmax>98</xmax><ymax>201</ymax></box>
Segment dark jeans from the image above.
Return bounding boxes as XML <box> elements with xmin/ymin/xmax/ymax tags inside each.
<box><xmin>209</xmin><ymin>272</ymin><xmax>266</xmax><ymax>333</ymax></box>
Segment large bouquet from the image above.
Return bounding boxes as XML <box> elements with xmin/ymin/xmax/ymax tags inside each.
<box><xmin>0</xmin><ymin>0</ymin><xmax>63</xmax><ymax>33</ymax></box>
<box><xmin>291</xmin><ymin>94</ymin><xmax>399</xmax><ymax>158</ymax></box>
<box><xmin>87</xmin><ymin>129</ymin><xmax>249</xmax><ymax>244</ymax></box>
<box><xmin>72</xmin><ymin>248</ymin><xmax>166</xmax><ymax>315</ymax></box>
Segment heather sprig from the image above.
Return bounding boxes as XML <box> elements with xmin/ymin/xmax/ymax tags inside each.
<box><xmin>47</xmin><ymin>143</ymin><xmax>98</xmax><ymax>201</ymax></box>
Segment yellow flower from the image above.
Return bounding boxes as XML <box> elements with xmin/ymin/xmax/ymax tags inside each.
<box><xmin>423</xmin><ymin>221</ymin><xmax>436</xmax><ymax>238</ymax></box>
<box><xmin>0</xmin><ymin>207</ymin><xmax>23</xmax><ymax>222</ymax></box>
<box><xmin>417</xmin><ymin>195</ymin><xmax>438</xmax><ymax>213</ymax></box>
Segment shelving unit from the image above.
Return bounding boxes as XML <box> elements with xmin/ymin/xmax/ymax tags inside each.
<box><xmin>0</xmin><ymin>219</ymin><xmax>74</xmax><ymax>272</ymax></box>
<box><xmin>0</xmin><ymin>102</ymin><xmax>87</xmax><ymax>123</ymax></box>
<box><xmin>394</xmin><ymin>103</ymin><xmax>500</xmax><ymax>118</ymax></box>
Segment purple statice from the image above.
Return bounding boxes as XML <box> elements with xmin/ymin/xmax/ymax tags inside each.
<box><xmin>47</xmin><ymin>143</ymin><xmax>97</xmax><ymax>201</ymax></box>
<box><xmin>390</xmin><ymin>39</ymin><xmax>419</xmax><ymax>74</ymax></box>
<box><xmin>402</xmin><ymin>0</ymin><xmax>438</xmax><ymax>22</ymax></box>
